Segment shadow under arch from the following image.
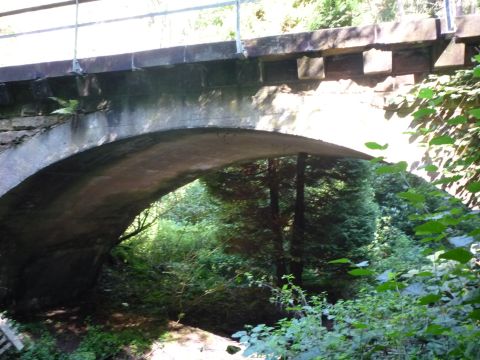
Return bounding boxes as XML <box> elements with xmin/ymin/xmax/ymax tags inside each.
<box><xmin>0</xmin><ymin>127</ymin><xmax>369</xmax><ymax>309</ymax></box>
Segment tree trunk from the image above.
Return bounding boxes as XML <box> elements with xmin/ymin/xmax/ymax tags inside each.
<box><xmin>267</xmin><ymin>158</ymin><xmax>287</xmax><ymax>285</ymax></box>
<box><xmin>290</xmin><ymin>153</ymin><xmax>307</xmax><ymax>286</ymax></box>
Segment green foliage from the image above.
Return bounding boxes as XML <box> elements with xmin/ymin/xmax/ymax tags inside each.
<box><xmin>308</xmin><ymin>0</ymin><xmax>358</xmax><ymax>29</ymax></box>
<box><xmin>305</xmin><ymin>158</ymin><xmax>378</xmax><ymax>265</ymax></box>
<box><xmin>69</xmin><ymin>325</ymin><xmax>124</xmax><ymax>360</ymax></box>
<box><xmin>15</xmin><ymin>330</ymin><xmax>62</xmax><ymax>360</ymax></box>
<box><xmin>203</xmin><ymin>157</ymin><xmax>378</xmax><ymax>288</ymax></box>
<box><xmin>105</xmin><ymin>180</ymin><xmax>274</xmax><ymax>331</ymax></box>
<box><xmin>394</xmin><ymin>60</ymin><xmax>480</xmax><ymax>207</ymax></box>
<box><xmin>365</xmin><ymin>141</ymin><xmax>389</xmax><ymax>150</ymax></box>
<box><xmin>234</xmin><ymin>252</ymin><xmax>480</xmax><ymax>359</ymax></box>
<box><xmin>233</xmin><ymin>62</ymin><xmax>480</xmax><ymax>360</ymax></box>
<box><xmin>367</xmin><ymin>216</ymin><xmax>426</xmax><ymax>274</ymax></box>
<box><xmin>49</xmin><ymin>97</ymin><xmax>79</xmax><ymax>116</ymax></box>
<box><xmin>6</xmin><ymin>324</ymin><xmax>143</xmax><ymax>360</ymax></box>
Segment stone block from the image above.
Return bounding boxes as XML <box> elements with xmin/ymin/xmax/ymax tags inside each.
<box><xmin>297</xmin><ymin>57</ymin><xmax>325</xmax><ymax>80</ymax></box>
<box><xmin>363</xmin><ymin>49</ymin><xmax>392</xmax><ymax>75</ymax></box>
<box><xmin>393</xmin><ymin>48</ymin><xmax>431</xmax><ymax>74</ymax></box>
<box><xmin>263</xmin><ymin>59</ymin><xmax>298</xmax><ymax>83</ymax></box>
<box><xmin>376</xmin><ymin>18</ymin><xmax>437</xmax><ymax>44</ymax></box>
<box><xmin>325</xmin><ymin>53</ymin><xmax>363</xmax><ymax>79</ymax></box>
<box><xmin>452</xmin><ymin>15</ymin><xmax>480</xmax><ymax>38</ymax></box>
<box><xmin>434</xmin><ymin>40</ymin><xmax>465</xmax><ymax>69</ymax></box>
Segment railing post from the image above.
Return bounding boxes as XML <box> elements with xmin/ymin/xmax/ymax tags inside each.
<box><xmin>72</xmin><ymin>0</ymin><xmax>84</xmax><ymax>74</ymax></box>
<box><xmin>235</xmin><ymin>0</ymin><xmax>244</xmax><ymax>55</ymax></box>
<box><xmin>444</xmin><ymin>0</ymin><xmax>457</xmax><ymax>33</ymax></box>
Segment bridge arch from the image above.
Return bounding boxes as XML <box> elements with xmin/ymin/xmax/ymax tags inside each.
<box><xmin>0</xmin><ymin>78</ymin><xmax>423</xmax><ymax>197</ymax></box>
<box><xmin>0</xmin><ymin>77</ymin><xmax>429</xmax><ymax>309</ymax></box>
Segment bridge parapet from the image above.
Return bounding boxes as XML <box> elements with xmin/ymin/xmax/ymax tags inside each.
<box><xmin>0</xmin><ymin>15</ymin><xmax>478</xmax><ymax>85</ymax></box>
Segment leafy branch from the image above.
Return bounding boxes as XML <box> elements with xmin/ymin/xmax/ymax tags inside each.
<box><xmin>49</xmin><ymin>97</ymin><xmax>79</xmax><ymax>115</ymax></box>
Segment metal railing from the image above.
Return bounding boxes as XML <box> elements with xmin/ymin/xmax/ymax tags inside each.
<box><xmin>0</xmin><ymin>0</ymin><xmax>251</xmax><ymax>68</ymax></box>
<box><xmin>0</xmin><ymin>0</ymin><xmax>477</xmax><ymax>69</ymax></box>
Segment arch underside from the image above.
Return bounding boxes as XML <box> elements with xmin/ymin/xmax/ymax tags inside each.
<box><xmin>0</xmin><ymin>128</ymin><xmax>367</xmax><ymax>308</ymax></box>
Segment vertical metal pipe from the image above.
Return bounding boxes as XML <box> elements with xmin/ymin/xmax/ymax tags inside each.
<box><xmin>397</xmin><ymin>0</ymin><xmax>405</xmax><ymax>20</ymax></box>
<box><xmin>235</xmin><ymin>0</ymin><xmax>243</xmax><ymax>55</ymax></box>
<box><xmin>72</xmin><ymin>0</ymin><xmax>83</xmax><ymax>73</ymax></box>
<box><xmin>444</xmin><ymin>0</ymin><xmax>457</xmax><ymax>32</ymax></box>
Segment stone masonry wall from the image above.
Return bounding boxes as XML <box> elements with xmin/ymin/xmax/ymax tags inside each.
<box><xmin>0</xmin><ymin>116</ymin><xmax>61</xmax><ymax>153</ymax></box>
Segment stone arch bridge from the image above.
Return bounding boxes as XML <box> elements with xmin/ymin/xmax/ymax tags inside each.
<box><xmin>0</xmin><ymin>16</ymin><xmax>479</xmax><ymax>308</ymax></box>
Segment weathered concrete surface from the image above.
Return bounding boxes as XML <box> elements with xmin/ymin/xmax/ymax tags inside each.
<box><xmin>0</xmin><ymin>76</ymin><xmax>424</xmax><ymax>198</ymax></box>
<box><xmin>0</xmin><ymin>116</ymin><xmax>62</xmax><ymax>152</ymax></box>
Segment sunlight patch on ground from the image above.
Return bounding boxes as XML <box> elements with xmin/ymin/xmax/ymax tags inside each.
<box><xmin>149</xmin><ymin>321</ymin><xmax>252</xmax><ymax>360</ymax></box>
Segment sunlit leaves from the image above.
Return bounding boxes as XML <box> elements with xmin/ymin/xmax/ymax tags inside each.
<box><xmin>439</xmin><ymin>248</ymin><xmax>474</xmax><ymax>264</ymax></box>
<box><xmin>421</xmin><ymin>248</ymin><xmax>434</xmax><ymax>256</ymax></box>
<box><xmin>50</xmin><ymin>97</ymin><xmax>79</xmax><ymax>115</ymax></box>
<box><xmin>469</xmin><ymin>108</ymin><xmax>480</xmax><ymax>119</ymax></box>
<box><xmin>352</xmin><ymin>323</ymin><xmax>368</xmax><ymax>329</ymax></box>
<box><xmin>474</xmin><ymin>66</ymin><xmax>480</xmax><ymax>78</ymax></box>
<box><xmin>419</xmin><ymin>234</ymin><xmax>445</xmax><ymax>243</ymax></box>
<box><xmin>418</xmin><ymin>88</ymin><xmax>434</xmax><ymax>99</ymax></box>
<box><xmin>375</xmin><ymin>161</ymin><xmax>408</xmax><ymax>175</ymax></box>
<box><xmin>413</xmin><ymin>108</ymin><xmax>436</xmax><ymax>119</ymax></box>
<box><xmin>369</xmin><ymin>156</ymin><xmax>384</xmax><ymax>164</ymax></box>
<box><xmin>414</xmin><ymin>221</ymin><xmax>446</xmax><ymax>235</ymax></box>
<box><xmin>397</xmin><ymin>190</ymin><xmax>425</xmax><ymax>206</ymax></box>
<box><xmin>466</xmin><ymin>181</ymin><xmax>480</xmax><ymax>193</ymax></box>
<box><xmin>429</xmin><ymin>136</ymin><xmax>455</xmax><ymax>146</ymax></box>
<box><xmin>348</xmin><ymin>269</ymin><xmax>374</xmax><ymax>276</ymax></box>
<box><xmin>328</xmin><ymin>258</ymin><xmax>351</xmax><ymax>264</ymax></box>
<box><xmin>447</xmin><ymin>115</ymin><xmax>467</xmax><ymax>125</ymax></box>
<box><xmin>376</xmin><ymin>281</ymin><xmax>405</xmax><ymax>292</ymax></box>
<box><xmin>423</xmin><ymin>164</ymin><xmax>438</xmax><ymax>172</ymax></box>
<box><xmin>432</xmin><ymin>175</ymin><xmax>462</xmax><ymax>185</ymax></box>
<box><xmin>365</xmin><ymin>142</ymin><xmax>388</xmax><ymax>150</ymax></box>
